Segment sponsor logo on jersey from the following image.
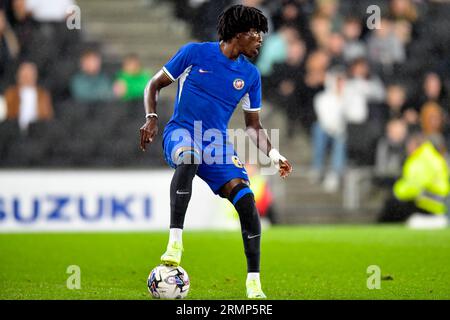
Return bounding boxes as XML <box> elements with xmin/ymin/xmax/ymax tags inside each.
<box><xmin>231</xmin><ymin>155</ymin><xmax>244</xmax><ymax>168</ymax></box>
<box><xmin>233</xmin><ymin>79</ymin><xmax>245</xmax><ymax>90</ymax></box>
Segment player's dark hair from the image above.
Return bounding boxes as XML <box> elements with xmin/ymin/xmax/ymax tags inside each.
<box><xmin>217</xmin><ymin>5</ymin><xmax>268</xmax><ymax>42</ymax></box>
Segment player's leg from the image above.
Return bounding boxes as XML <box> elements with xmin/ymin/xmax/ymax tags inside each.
<box><xmin>196</xmin><ymin>150</ymin><xmax>265</xmax><ymax>298</ymax></box>
<box><xmin>161</xmin><ymin>147</ymin><xmax>200</xmax><ymax>266</ymax></box>
<box><xmin>221</xmin><ymin>178</ymin><xmax>266</xmax><ymax>299</ymax></box>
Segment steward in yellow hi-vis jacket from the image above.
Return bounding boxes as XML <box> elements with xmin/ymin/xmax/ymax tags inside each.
<box><xmin>394</xmin><ymin>141</ymin><xmax>449</xmax><ymax>214</ymax></box>
<box><xmin>378</xmin><ymin>134</ymin><xmax>450</xmax><ymax>222</ymax></box>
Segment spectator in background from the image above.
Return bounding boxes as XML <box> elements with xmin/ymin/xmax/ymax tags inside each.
<box><xmin>70</xmin><ymin>49</ymin><xmax>113</xmax><ymax>103</ymax></box>
<box><xmin>389</xmin><ymin>0</ymin><xmax>418</xmax><ymax>22</ymax></box>
<box><xmin>373</xmin><ymin>84</ymin><xmax>408</xmax><ymax>130</ymax></box>
<box><xmin>113</xmin><ymin>54</ymin><xmax>152</xmax><ymax>102</ymax></box>
<box><xmin>374</xmin><ymin>118</ymin><xmax>408</xmax><ymax>187</ymax></box>
<box><xmin>413</xmin><ymin>72</ymin><xmax>448</xmax><ymax>112</ymax></box>
<box><xmin>311</xmin><ymin>67</ymin><xmax>366</xmax><ymax>192</ymax></box>
<box><xmin>309</xmin><ymin>13</ymin><xmax>331</xmax><ymax>50</ymax></box>
<box><xmin>25</xmin><ymin>0</ymin><xmax>79</xmax><ymax>74</ymax></box>
<box><xmin>9</xmin><ymin>0</ymin><xmax>44</xmax><ymax>62</ymax></box>
<box><xmin>270</xmin><ymin>0</ymin><xmax>313</xmax><ymax>46</ymax></box>
<box><xmin>367</xmin><ymin>17</ymin><xmax>406</xmax><ymax>79</ymax></box>
<box><xmin>326</xmin><ymin>32</ymin><xmax>345</xmax><ymax>67</ymax></box>
<box><xmin>190</xmin><ymin>0</ymin><xmax>230</xmax><ymax>41</ymax></box>
<box><xmin>379</xmin><ymin>83</ymin><xmax>420</xmax><ymax>131</ymax></box>
<box><xmin>297</xmin><ymin>49</ymin><xmax>329</xmax><ymax>133</ymax></box>
<box><xmin>271</xmin><ymin>0</ymin><xmax>304</xmax><ymax>31</ymax></box>
<box><xmin>347</xmin><ymin>58</ymin><xmax>385</xmax><ymax>106</ymax></box>
<box><xmin>271</xmin><ymin>37</ymin><xmax>307</xmax><ymax>138</ymax></box>
<box><xmin>25</xmin><ymin>0</ymin><xmax>75</xmax><ymax>23</ymax></box>
<box><xmin>378</xmin><ymin>133</ymin><xmax>449</xmax><ymax>229</ymax></box>
<box><xmin>4</xmin><ymin>62</ymin><xmax>53</xmax><ymax>131</ymax></box>
<box><xmin>420</xmin><ymin>102</ymin><xmax>445</xmax><ymax>144</ymax></box>
<box><xmin>0</xmin><ymin>10</ymin><xmax>20</xmax><ymax>90</ymax></box>
<box><xmin>392</xmin><ymin>19</ymin><xmax>413</xmax><ymax>54</ymax></box>
<box><xmin>345</xmin><ymin>58</ymin><xmax>386</xmax><ymax>164</ymax></box>
<box><xmin>256</xmin><ymin>24</ymin><xmax>299</xmax><ymax>77</ymax></box>
<box><xmin>389</xmin><ymin>0</ymin><xmax>419</xmax><ymax>40</ymax></box>
<box><xmin>314</xmin><ymin>0</ymin><xmax>343</xmax><ymax>32</ymax></box>
<box><xmin>341</xmin><ymin>16</ymin><xmax>366</xmax><ymax>63</ymax></box>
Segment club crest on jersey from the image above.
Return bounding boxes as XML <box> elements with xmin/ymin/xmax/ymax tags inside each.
<box><xmin>231</xmin><ymin>155</ymin><xmax>244</xmax><ymax>168</ymax></box>
<box><xmin>233</xmin><ymin>79</ymin><xmax>245</xmax><ymax>90</ymax></box>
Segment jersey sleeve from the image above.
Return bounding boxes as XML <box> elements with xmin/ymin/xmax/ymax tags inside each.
<box><xmin>162</xmin><ymin>43</ymin><xmax>197</xmax><ymax>81</ymax></box>
<box><xmin>242</xmin><ymin>68</ymin><xmax>262</xmax><ymax>112</ymax></box>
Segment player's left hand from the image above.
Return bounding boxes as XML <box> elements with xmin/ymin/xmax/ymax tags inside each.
<box><xmin>269</xmin><ymin>149</ymin><xmax>293</xmax><ymax>179</ymax></box>
<box><xmin>278</xmin><ymin>159</ymin><xmax>293</xmax><ymax>179</ymax></box>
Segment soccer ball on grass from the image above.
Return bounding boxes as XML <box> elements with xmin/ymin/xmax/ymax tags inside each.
<box><xmin>147</xmin><ymin>265</ymin><xmax>190</xmax><ymax>299</ymax></box>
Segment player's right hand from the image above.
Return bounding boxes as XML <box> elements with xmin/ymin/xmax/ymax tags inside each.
<box><xmin>139</xmin><ymin>118</ymin><xmax>158</xmax><ymax>151</ymax></box>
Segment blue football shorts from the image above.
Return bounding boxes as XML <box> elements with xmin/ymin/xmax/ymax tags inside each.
<box><xmin>162</xmin><ymin>126</ymin><xmax>249</xmax><ymax>195</ymax></box>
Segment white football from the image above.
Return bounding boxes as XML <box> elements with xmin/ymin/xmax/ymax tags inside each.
<box><xmin>147</xmin><ymin>265</ymin><xmax>190</xmax><ymax>299</ymax></box>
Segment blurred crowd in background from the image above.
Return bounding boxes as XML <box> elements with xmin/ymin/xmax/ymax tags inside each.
<box><xmin>0</xmin><ymin>0</ymin><xmax>160</xmax><ymax>167</ymax></box>
<box><xmin>1</xmin><ymin>0</ymin><xmax>450</xmax><ymax>197</ymax></box>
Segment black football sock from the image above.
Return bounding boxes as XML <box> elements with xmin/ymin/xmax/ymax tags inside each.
<box><xmin>229</xmin><ymin>183</ymin><xmax>261</xmax><ymax>273</ymax></box>
<box><xmin>169</xmin><ymin>152</ymin><xmax>199</xmax><ymax>229</ymax></box>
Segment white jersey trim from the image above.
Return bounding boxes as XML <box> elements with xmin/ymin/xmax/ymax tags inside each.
<box><xmin>241</xmin><ymin>93</ymin><xmax>261</xmax><ymax>112</ymax></box>
<box><xmin>243</xmin><ymin>107</ymin><xmax>261</xmax><ymax>112</ymax></box>
<box><xmin>178</xmin><ymin>65</ymin><xmax>192</xmax><ymax>103</ymax></box>
<box><xmin>162</xmin><ymin>66</ymin><xmax>176</xmax><ymax>82</ymax></box>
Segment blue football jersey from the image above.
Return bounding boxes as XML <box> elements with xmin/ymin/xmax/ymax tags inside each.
<box><xmin>162</xmin><ymin>42</ymin><xmax>262</xmax><ymax>137</ymax></box>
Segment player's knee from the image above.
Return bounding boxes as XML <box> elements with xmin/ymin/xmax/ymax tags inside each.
<box><xmin>228</xmin><ymin>183</ymin><xmax>254</xmax><ymax>206</ymax></box>
<box><xmin>171</xmin><ymin>150</ymin><xmax>199</xmax><ymax>191</ymax></box>
<box><xmin>230</xmin><ymin>184</ymin><xmax>261</xmax><ymax>241</ymax></box>
<box><xmin>175</xmin><ymin>148</ymin><xmax>201</xmax><ymax>166</ymax></box>
<box><xmin>172</xmin><ymin>160</ymin><xmax>198</xmax><ymax>188</ymax></box>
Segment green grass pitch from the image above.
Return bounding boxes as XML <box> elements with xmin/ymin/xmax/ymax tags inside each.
<box><xmin>1</xmin><ymin>225</ymin><xmax>450</xmax><ymax>300</ymax></box>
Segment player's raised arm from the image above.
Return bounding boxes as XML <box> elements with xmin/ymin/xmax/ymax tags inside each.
<box><xmin>244</xmin><ymin>110</ymin><xmax>293</xmax><ymax>178</ymax></box>
<box><xmin>139</xmin><ymin>70</ymin><xmax>173</xmax><ymax>151</ymax></box>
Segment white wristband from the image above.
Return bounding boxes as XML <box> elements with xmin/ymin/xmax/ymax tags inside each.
<box><xmin>269</xmin><ymin>148</ymin><xmax>286</xmax><ymax>168</ymax></box>
<box><xmin>146</xmin><ymin>113</ymin><xmax>158</xmax><ymax>120</ymax></box>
